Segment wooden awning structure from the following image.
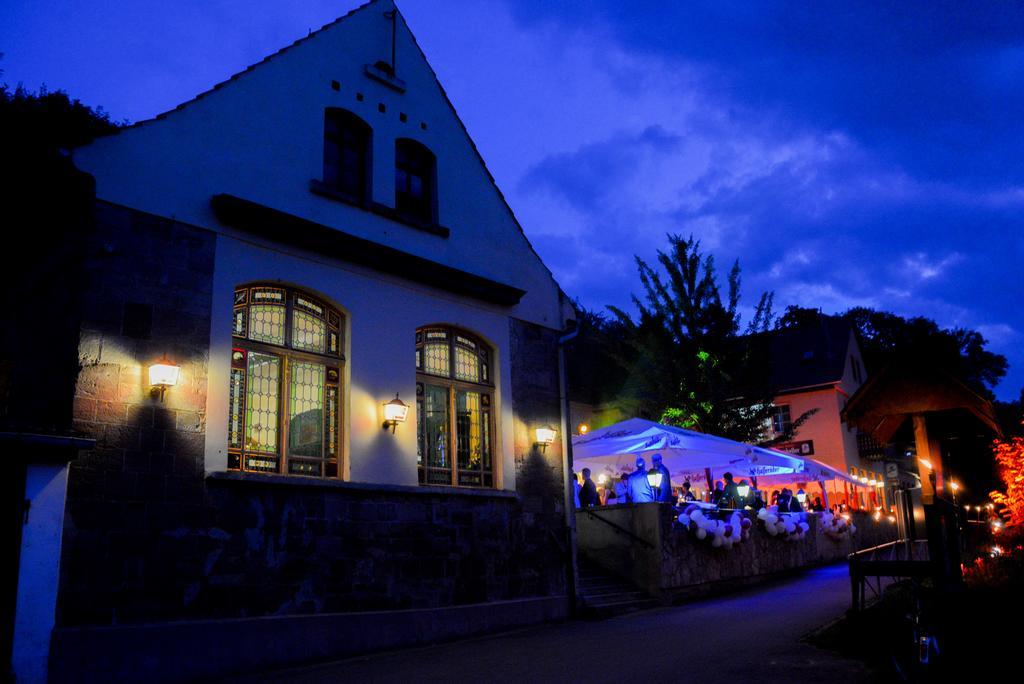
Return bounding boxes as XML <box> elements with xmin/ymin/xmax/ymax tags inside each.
<box><xmin>841</xmin><ymin>364</ymin><xmax>1000</xmax><ymax>503</ymax></box>
<box><xmin>841</xmin><ymin>365</ymin><xmax>1001</xmax><ymax>445</ymax></box>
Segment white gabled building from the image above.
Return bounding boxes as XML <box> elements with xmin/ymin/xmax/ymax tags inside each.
<box><xmin>16</xmin><ymin>2</ymin><xmax>578</xmax><ymax>681</ymax></box>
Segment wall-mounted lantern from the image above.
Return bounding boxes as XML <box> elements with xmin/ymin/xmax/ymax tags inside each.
<box><xmin>796</xmin><ymin>489</ymin><xmax>807</xmax><ymax>504</ymax></box>
<box><xmin>646</xmin><ymin>466</ymin><xmax>663</xmax><ymax>490</ymax></box>
<box><xmin>737</xmin><ymin>482</ymin><xmax>751</xmax><ymax>498</ymax></box>
<box><xmin>382</xmin><ymin>393</ymin><xmax>409</xmax><ymax>433</ymax></box>
<box><xmin>148</xmin><ymin>358</ymin><xmax>180</xmax><ymax>401</ymax></box>
<box><xmin>535</xmin><ymin>425</ymin><xmax>557</xmax><ymax>452</ymax></box>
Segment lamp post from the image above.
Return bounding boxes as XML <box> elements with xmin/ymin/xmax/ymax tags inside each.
<box><xmin>646</xmin><ymin>466</ymin><xmax>663</xmax><ymax>491</ymax></box>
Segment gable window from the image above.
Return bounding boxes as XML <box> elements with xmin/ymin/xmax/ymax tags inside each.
<box><xmin>323</xmin><ymin>108</ymin><xmax>372</xmax><ymax>204</ymax></box>
<box><xmin>395</xmin><ymin>138</ymin><xmax>436</xmax><ymax>224</ymax></box>
<box><xmin>770</xmin><ymin>404</ymin><xmax>792</xmax><ymax>435</ymax></box>
<box><xmin>229</xmin><ymin>284</ymin><xmax>344</xmax><ymax>477</ymax></box>
<box><xmin>415</xmin><ymin>326</ymin><xmax>493</xmax><ymax>488</ymax></box>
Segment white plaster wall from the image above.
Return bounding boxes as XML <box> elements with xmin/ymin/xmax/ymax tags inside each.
<box><xmin>12</xmin><ymin>463</ymin><xmax>70</xmax><ymax>684</ymax></box>
<box><xmin>73</xmin><ymin>0</ymin><xmax>566</xmax><ymax>331</ymax></box>
<box><xmin>206</xmin><ymin>233</ymin><xmax>519</xmax><ymax>490</ymax></box>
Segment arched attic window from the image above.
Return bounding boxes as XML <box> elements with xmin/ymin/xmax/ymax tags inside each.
<box><xmin>323</xmin><ymin>108</ymin><xmax>372</xmax><ymax>204</ymax></box>
<box><xmin>395</xmin><ymin>138</ymin><xmax>437</xmax><ymax>224</ymax></box>
<box><xmin>229</xmin><ymin>284</ymin><xmax>344</xmax><ymax>478</ymax></box>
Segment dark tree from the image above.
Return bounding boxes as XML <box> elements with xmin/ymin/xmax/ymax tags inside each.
<box><xmin>779</xmin><ymin>304</ymin><xmax>1010</xmax><ymax>401</ymax></box>
<box><xmin>607</xmin><ymin>234</ymin><xmax>797</xmax><ymax>443</ymax></box>
<box><xmin>0</xmin><ymin>84</ymin><xmax>121</xmax><ymax>432</ymax></box>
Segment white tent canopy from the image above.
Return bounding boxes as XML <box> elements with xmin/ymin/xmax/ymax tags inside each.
<box><xmin>571</xmin><ymin>418</ymin><xmax>807</xmax><ymax>487</ymax></box>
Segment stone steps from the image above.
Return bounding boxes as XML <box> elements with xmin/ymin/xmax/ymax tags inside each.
<box><xmin>577</xmin><ymin>557</ymin><xmax>661</xmax><ymax>619</ymax></box>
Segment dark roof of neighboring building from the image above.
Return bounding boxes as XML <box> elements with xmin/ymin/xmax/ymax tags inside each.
<box><xmin>747</xmin><ymin>316</ymin><xmax>855</xmax><ymax>393</ymax></box>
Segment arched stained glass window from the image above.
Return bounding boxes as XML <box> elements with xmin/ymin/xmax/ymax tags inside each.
<box><xmin>229</xmin><ymin>284</ymin><xmax>344</xmax><ymax>477</ymax></box>
<box><xmin>415</xmin><ymin>326</ymin><xmax>494</xmax><ymax>488</ymax></box>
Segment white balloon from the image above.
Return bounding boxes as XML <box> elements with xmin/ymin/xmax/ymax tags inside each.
<box><xmin>712</xmin><ymin>536</ymin><xmax>723</xmax><ymax>548</ymax></box>
<box><xmin>696</xmin><ymin>527</ymin><xmax>707</xmax><ymax>540</ymax></box>
<box><xmin>757</xmin><ymin>508</ymin><xmax>769</xmax><ymax>520</ymax></box>
<box><xmin>767</xmin><ymin>525</ymin><xmax>778</xmax><ymax>536</ymax></box>
<box><xmin>785</xmin><ymin>521</ymin><xmax>796</xmax><ymax>534</ymax></box>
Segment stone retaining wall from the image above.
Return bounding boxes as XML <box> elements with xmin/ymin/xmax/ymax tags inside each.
<box><xmin>577</xmin><ymin>503</ymin><xmax>898</xmax><ymax>600</ymax></box>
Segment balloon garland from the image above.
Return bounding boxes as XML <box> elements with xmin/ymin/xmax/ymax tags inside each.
<box><xmin>820</xmin><ymin>511</ymin><xmax>857</xmax><ymax>540</ymax></box>
<box><xmin>677</xmin><ymin>505</ymin><xmax>752</xmax><ymax>550</ymax></box>
<box><xmin>756</xmin><ymin>507</ymin><xmax>810</xmax><ymax>541</ymax></box>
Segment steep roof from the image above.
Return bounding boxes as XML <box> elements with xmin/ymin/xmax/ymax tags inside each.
<box><xmin>747</xmin><ymin>316</ymin><xmax>854</xmax><ymax>393</ymax></box>
<box><xmin>84</xmin><ymin>0</ymin><xmax>570</xmax><ymax>314</ymax></box>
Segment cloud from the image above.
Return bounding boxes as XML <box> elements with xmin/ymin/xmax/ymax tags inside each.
<box><xmin>3</xmin><ymin>0</ymin><xmax>1020</xmax><ymax>398</ymax></box>
<box><xmin>901</xmin><ymin>252</ymin><xmax>965</xmax><ymax>282</ymax></box>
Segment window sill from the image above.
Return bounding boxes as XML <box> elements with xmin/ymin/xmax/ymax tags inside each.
<box><xmin>310</xmin><ymin>180</ymin><xmax>450</xmax><ymax>238</ymax></box>
<box><xmin>207</xmin><ymin>470</ymin><xmax>518</xmax><ymax>499</ymax></box>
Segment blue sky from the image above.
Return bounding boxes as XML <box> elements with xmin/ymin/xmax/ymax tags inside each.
<box><xmin>4</xmin><ymin>0</ymin><xmax>1022</xmax><ymax>399</ymax></box>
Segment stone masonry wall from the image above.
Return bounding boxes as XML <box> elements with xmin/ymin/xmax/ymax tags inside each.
<box><xmin>59</xmin><ymin>201</ymin><xmax>569</xmax><ymax>627</ymax></box>
<box><xmin>578</xmin><ymin>503</ymin><xmax>897</xmax><ymax>599</ymax></box>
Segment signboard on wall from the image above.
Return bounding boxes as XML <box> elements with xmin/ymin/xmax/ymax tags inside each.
<box><xmin>885</xmin><ymin>462</ymin><xmax>899</xmax><ymax>482</ymax></box>
<box><xmin>776</xmin><ymin>440</ymin><xmax>815</xmax><ymax>456</ymax></box>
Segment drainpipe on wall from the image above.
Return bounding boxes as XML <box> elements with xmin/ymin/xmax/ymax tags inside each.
<box><xmin>557</xmin><ymin>321</ymin><xmax>579</xmax><ymax>617</ymax></box>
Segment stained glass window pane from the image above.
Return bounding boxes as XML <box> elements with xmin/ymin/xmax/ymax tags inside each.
<box><xmin>456</xmin><ymin>390</ymin><xmax>483</xmax><ymax>486</ymax></box>
<box><xmin>288</xmin><ymin>362</ymin><xmax>325</xmax><ymax>459</ymax></box>
<box><xmin>233</xmin><ymin>308</ymin><xmax>247</xmax><ymax>337</ymax></box>
<box><xmin>292</xmin><ymin>310</ymin><xmax>327</xmax><ymax>353</ymax></box>
<box><xmin>423</xmin><ymin>342</ymin><xmax>450</xmax><ymax>376</ymax></box>
<box><xmin>325</xmin><ymin>384</ymin><xmax>338</xmax><ymax>457</ymax></box>
<box><xmin>249</xmin><ymin>304</ymin><xmax>286</xmax><ymax>345</ymax></box>
<box><xmin>454</xmin><ymin>346</ymin><xmax>479</xmax><ymax>382</ymax></box>
<box><xmin>228</xmin><ymin>368</ymin><xmax>246</xmax><ymax>449</ymax></box>
<box><xmin>245</xmin><ymin>352</ymin><xmax>280</xmax><ymax>454</ymax></box>
<box><xmin>420</xmin><ymin>384</ymin><xmax>449</xmax><ymax>473</ymax></box>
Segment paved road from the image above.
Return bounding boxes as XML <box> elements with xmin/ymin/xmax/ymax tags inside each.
<box><xmin>231</xmin><ymin>563</ymin><xmax>880</xmax><ymax>683</ymax></box>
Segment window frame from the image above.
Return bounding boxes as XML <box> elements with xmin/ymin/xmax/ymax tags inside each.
<box><xmin>229</xmin><ymin>284</ymin><xmax>345</xmax><ymax>478</ymax></box>
<box><xmin>395</xmin><ymin>138</ymin><xmax>437</xmax><ymax>225</ymax></box>
<box><xmin>322</xmin><ymin>108</ymin><xmax>373</xmax><ymax>206</ymax></box>
<box><xmin>415</xmin><ymin>326</ymin><xmax>495</xmax><ymax>488</ymax></box>
<box><xmin>770</xmin><ymin>404</ymin><xmax>792</xmax><ymax>435</ymax></box>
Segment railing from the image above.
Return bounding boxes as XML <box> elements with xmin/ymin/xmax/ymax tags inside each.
<box><xmin>576</xmin><ymin>507</ymin><xmax>655</xmax><ymax>549</ymax></box>
<box><xmin>847</xmin><ymin>539</ymin><xmax>931</xmax><ymax>611</ymax></box>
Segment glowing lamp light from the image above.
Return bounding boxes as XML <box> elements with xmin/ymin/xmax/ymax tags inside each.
<box><xmin>646</xmin><ymin>467</ymin><xmax>663</xmax><ymax>490</ymax></box>
<box><xmin>918</xmin><ymin>458</ymin><xmax>933</xmax><ymax>471</ymax></box>
<box><xmin>148</xmin><ymin>359</ymin><xmax>180</xmax><ymax>401</ymax></box>
<box><xmin>577</xmin><ymin>423</ymin><xmax>590</xmax><ymax>436</ymax></box>
<box><xmin>597</xmin><ymin>473</ymin><xmax>608</xmax><ymax>485</ymax></box>
<box><xmin>382</xmin><ymin>393</ymin><xmax>409</xmax><ymax>433</ymax></box>
<box><xmin>737</xmin><ymin>484</ymin><xmax>751</xmax><ymax>498</ymax></box>
<box><xmin>535</xmin><ymin>425</ymin><xmax>557</xmax><ymax>452</ymax></box>
<box><xmin>796</xmin><ymin>489</ymin><xmax>807</xmax><ymax>504</ymax></box>
<box><xmin>950</xmin><ymin>481</ymin><xmax>960</xmax><ymax>492</ymax></box>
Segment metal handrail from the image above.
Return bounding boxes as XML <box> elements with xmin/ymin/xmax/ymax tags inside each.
<box><xmin>577</xmin><ymin>508</ymin><xmax>655</xmax><ymax>549</ymax></box>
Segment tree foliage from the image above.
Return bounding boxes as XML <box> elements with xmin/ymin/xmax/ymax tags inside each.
<box><xmin>606</xmin><ymin>234</ymin><xmax>790</xmax><ymax>443</ymax></box>
<box><xmin>990</xmin><ymin>426</ymin><xmax>1024</xmax><ymax>527</ymax></box>
<box><xmin>778</xmin><ymin>305</ymin><xmax>1009</xmax><ymax>400</ymax></box>
<box><xmin>0</xmin><ymin>83</ymin><xmax>121</xmax><ymax>157</ymax></box>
